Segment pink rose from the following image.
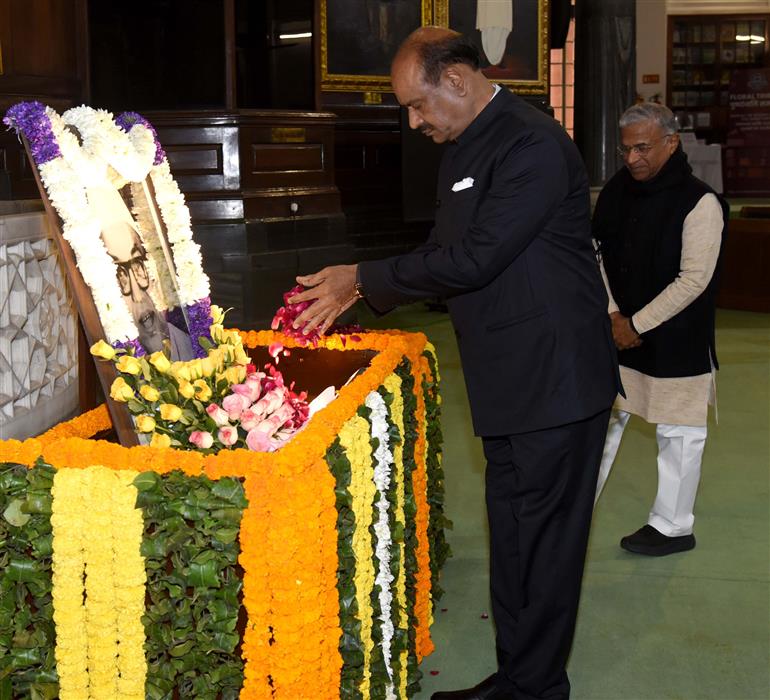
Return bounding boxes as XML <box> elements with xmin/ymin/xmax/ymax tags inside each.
<box><xmin>253</xmin><ymin>388</ymin><xmax>285</xmax><ymax>417</ymax></box>
<box><xmin>268</xmin><ymin>342</ymin><xmax>284</xmax><ymax>362</ymax></box>
<box><xmin>255</xmin><ymin>403</ymin><xmax>292</xmax><ymax>435</ymax></box>
<box><xmin>239</xmin><ymin>408</ymin><xmax>260</xmax><ymax>432</ymax></box>
<box><xmin>218</xmin><ymin>425</ymin><xmax>238</xmax><ymax>446</ymax></box>
<box><xmin>206</xmin><ymin>403</ymin><xmax>230</xmax><ymax>426</ymax></box>
<box><xmin>246</xmin><ymin>428</ymin><xmax>272</xmax><ymax>452</ymax></box>
<box><xmin>222</xmin><ymin>393</ymin><xmax>250</xmax><ymax>420</ymax></box>
<box><xmin>189</xmin><ymin>430</ymin><xmax>214</xmax><ymax>449</ymax></box>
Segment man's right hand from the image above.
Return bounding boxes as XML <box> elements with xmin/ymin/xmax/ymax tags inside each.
<box><xmin>610</xmin><ymin>311</ymin><xmax>642</xmax><ymax>350</ymax></box>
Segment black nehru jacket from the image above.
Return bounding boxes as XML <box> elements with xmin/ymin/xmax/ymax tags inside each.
<box><xmin>359</xmin><ymin>88</ymin><xmax>620</xmax><ymax>436</ymax></box>
<box><xmin>593</xmin><ymin>146</ymin><xmax>729</xmax><ymax>379</ymax></box>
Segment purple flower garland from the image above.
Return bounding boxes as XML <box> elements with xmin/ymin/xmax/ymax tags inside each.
<box><xmin>3</xmin><ymin>101</ymin><xmax>61</xmax><ymax>165</ymax></box>
<box><xmin>115</xmin><ymin>111</ymin><xmax>166</xmax><ymax>166</ymax></box>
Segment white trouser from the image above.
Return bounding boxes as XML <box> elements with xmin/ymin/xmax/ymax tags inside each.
<box><xmin>595</xmin><ymin>409</ymin><xmax>707</xmax><ymax>536</ymax></box>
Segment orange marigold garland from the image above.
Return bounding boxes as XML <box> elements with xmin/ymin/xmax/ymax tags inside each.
<box><xmin>412</xmin><ymin>355</ymin><xmax>435</xmax><ymax>661</ymax></box>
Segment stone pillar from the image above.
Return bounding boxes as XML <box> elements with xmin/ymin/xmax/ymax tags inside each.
<box><xmin>574</xmin><ymin>0</ymin><xmax>636</xmax><ymax>187</ymax></box>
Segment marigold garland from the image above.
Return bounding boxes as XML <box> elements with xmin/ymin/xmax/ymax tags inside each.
<box><xmin>50</xmin><ymin>469</ymin><xmax>90</xmax><ymax>699</ymax></box>
<box><xmin>339</xmin><ymin>414</ymin><xmax>376</xmax><ymax>698</ymax></box>
<box><xmin>384</xmin><ymin>373</ymin><xmax>409</xmax><ymax>700</ymax></box>
<box><xmin>412</xmin><ymin>356</ymin><xmax>435</xmax><ymax>661</ymax></box>
<box><xmin>50</xmin><ymin>465</ymin><xmax>145</xmax><ymax>700</ymax></box>
<box><xmin>1</xmin><ymin>329</ymin><xmax>446</xmax><ymax>699</ymax></box>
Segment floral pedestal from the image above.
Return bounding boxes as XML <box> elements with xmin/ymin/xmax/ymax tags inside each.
<box><xmin>0</xmin><ymin>329</ymin><xmax>449</xmax><ymax>700</ymax></box>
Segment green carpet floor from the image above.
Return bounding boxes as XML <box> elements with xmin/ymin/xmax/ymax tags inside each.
<box><xmin>363</xmin><ymin>305</ymin><xmax>770</xmax><ymax>700</ymax></box>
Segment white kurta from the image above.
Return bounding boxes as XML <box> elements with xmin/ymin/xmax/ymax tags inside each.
<box><xmin>599</xmin><ymin>193</ymin><xmax>724</xmax><ymax>427</ymax></box>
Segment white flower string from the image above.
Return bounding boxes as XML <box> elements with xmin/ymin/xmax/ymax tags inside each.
<box><xmin>365</xmin><ymin>390</ymin><xmax>397</xmax><ymax>700</ymax></box>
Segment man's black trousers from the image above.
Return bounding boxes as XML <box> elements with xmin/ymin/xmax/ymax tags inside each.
<box><xmin>482</xmin><ymin>408</ymin><xmax>611</xmax><ymax>700</ymax></box>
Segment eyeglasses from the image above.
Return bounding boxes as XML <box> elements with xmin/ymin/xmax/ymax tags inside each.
<box><xmin>115</xmin><ymin>254</ymin><xmax>150</xmax><ymax>296</ymax></box>
<box><xmin>616</xmin><ymin>135</ymin><xmax>671</xmax><ymax>159</ymax></box>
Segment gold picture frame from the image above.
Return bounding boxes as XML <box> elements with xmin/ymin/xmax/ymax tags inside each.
<box><xmin>320</xmin><ymin>0</ymin><xmax>433</xmax><ymax>92</ymax></box>
<box><xmin>433</xmin><ymin>0</ymin><xmax>549</xmax><ymax>94</ymax></box>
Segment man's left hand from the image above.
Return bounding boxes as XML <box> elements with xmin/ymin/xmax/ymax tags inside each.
<box><xmin>289</xmin><ymin>265</ymin><xmax>359</xmax><ymax>335</ymax></box>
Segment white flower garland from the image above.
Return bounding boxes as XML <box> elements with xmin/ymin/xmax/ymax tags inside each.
<box><xmin>35</xmin><ymin>105</ymin><xmax>209</xmax><ymax>347</ymax></box>
<box><xmin>365</xmin><ymin>390</ymin><xmax>397</xmax><ymax>700</ymax></box>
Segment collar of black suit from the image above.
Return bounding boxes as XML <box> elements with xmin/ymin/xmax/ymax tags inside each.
<box><xmin>454</xmin><ymin>85</ymin><xmax>512</xmax><ymax>146</ymax></box>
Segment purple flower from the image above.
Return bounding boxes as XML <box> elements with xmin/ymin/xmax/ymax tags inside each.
<box><xmin>115</xmin><ymin>111</ymin><xmax>166</xmax><ymax>165</ymax></box>
<box><xmin>113</xmin><ymin>337</ymin><xmax>146</xmax><ymax>357</ymax></box>
<box><xmin>185</xmin><ymin>298</ymin><xmax>213</xmax><ymax>358</ymax></box>
<box><xmin>164</xmin><ymin>298</ymin><xmax>212</xmax><ymax>359</ymax></box>
<box><xmin>3</xmin><ymin>101</ymin><xmax>61</xmax><ymax>164</ymax></box>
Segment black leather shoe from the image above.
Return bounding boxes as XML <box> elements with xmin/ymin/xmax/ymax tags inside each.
<box><xmin>431</xmin><ymin>673</ymin><xmax>514</xmax><ymax>700</ymax></box>
<box><xmin>620</xmin><ymin>524</ymin><xmax>696</xmax><ymax>556</ymax></box>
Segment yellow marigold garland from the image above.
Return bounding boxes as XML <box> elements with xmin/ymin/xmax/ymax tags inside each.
<box><xmin>51</xmin><ymin>469</ymin><xmax>90</xmax><ymax>699</ymax></box>
<box><xmin>111</xmin><ymin>470</ymin><xmax>148</xmax><ymax>700</ymax></box>
<box><xmin>339</xmin><ymin>414</ymin><xmax>377</xmax><ymax>698</ymax></box>
<box><xmin>50</xmin><ymin>465</ymin><xmax>146</xmax><ymax>700</ymax></box>
<box><xmin>82</xmin><ymin>467</ymin><xmax>120</xmax><ymax>698</ymax></box>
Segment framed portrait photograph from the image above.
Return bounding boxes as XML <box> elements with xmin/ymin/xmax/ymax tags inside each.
<box><xmin>320</xmin><ymin>0</ymin><xmax>433</xmax><ymax>92</ymax></box>
<box><xmin>434</xmin><ymin>0</ymin><xmax>549</xmax><ymax>94</ymax></box>
<box><xmin>5</xmin><ymin>103</ymin><xmax>213</xmax><ymax>445</ymax></box>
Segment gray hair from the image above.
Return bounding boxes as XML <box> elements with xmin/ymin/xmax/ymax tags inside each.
<box><xmin>619</xmin><ymin>103</ymin><xmax>679</xmax><ymax>135</ymax></box>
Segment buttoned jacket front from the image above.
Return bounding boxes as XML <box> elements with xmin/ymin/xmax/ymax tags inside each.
<box><xmin>360</xmin><ymin>89</ymin><xmax>620</xmax><ymax>435</ymax></box>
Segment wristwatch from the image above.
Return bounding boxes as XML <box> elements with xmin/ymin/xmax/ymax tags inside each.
<box><xmin>354</xmin><ymin>268</ymin><xmax>365</xmax><ymax>299</ymax></box>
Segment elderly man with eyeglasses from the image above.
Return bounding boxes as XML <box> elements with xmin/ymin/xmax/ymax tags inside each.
<box><xmin>592</xmin><ymin>102</ymin><xmax>729</xmax><ymax>556</ymax></box>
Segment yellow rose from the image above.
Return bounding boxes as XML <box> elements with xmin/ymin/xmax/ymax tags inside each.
<box><xmin>224</xmin><ymin>329</ymin><xmax>242</xmax><ymax>345</ymax></box>
<box><xmin>211</xmin><ymin>304</ymin><xmax>225</xmax><ymax>324</ymax></box>
<box><xmin>150</xmin><ymin>432</ymin><xmax>171</xmax><ymax>449</ymax></box>
<box><xmin>234</xmin><ymin>345</ymin><xmax>250</xmax><ymax>365</ymax></box>
<box><xmin>210</xmin><ymin>323</ymin><xmax>224</xmax><ymax>342</ymax></box>
<box><xmin>149</xmin><ymin>351</ymin><xmax>171</xmax><ymax>373</ymax></box>
<box><xmin>189</xmin><ymin>359</ymin><xmax>204</xmax><ymax>380</ymax></box>
<box><xmin>201</xmin><ymin>356</ymin><xmax>217</xmax><ymax>377</ymax></box>
<box><xmin>136</xmin><ymin>415</ymin><xmax>156</xmax><ymax>433</ymax></box>
<box><xmin>116</xmin><ymin>355</ymin><xmax>142</xmax><ymax>375</ymax></box>
<box><xmin>178</xmin><ymin>380</ymin><xmax>196</xmax><ymax>399</ymax></box>
<box><xmin>170</xmin><ymin>362</ymin><xmax>192</xmax><ymax>382</ymax></box>
<box><xmin>224</xmin><ymin>366</ymin><xmax>246</xmax><ymax>384</ymax></box>
<box><xmin>140</xmin><ymin>385</ymin><xmax>160</xmax><ymax>402</ymax></box>
<box><xmin>109</xmin><ymin>377</ymin><xmax>134</xmax><ymax>402</ymax></box>
<box><xmin>193</xmin><ymin>379</ymin><xmax>212</xmax><ymax>402</ymax></box>
<box><xmin>90</xmin><ymin>339</ymin><xmax>116</xmax><ymax>361</ymax></box>
<box><xmin>159</xmin><ymin>403</ymin><xmax>182</xmax><ymax>421</ymax></box>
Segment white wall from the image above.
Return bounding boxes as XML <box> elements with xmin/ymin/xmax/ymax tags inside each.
<box><xmin>667</xmin><ymin>1</ymin><xmax>770</xmax><ymax>12</ymax></box>
<box><xmin>637</xmin><ymin>0</ymin><xmax>669</xmax><ymax>103</ymax></box>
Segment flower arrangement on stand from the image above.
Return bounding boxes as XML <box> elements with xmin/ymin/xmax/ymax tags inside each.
<box><xmin>91</xmin><ymin>306</ymin><xmax>310</xmax><ymax>453</ymax></box>
<box><xmin>2</xmin><ymin>102</ymin><xmax>213</xmax><ymax>357</ymax></box>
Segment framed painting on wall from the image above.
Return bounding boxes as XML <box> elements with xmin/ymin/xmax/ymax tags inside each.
<box><xmin>433</xmin><ymin>0</ymin><xmax>549</xmax><ymax>94</ymax></box>
<box><xmin>320</xmin><ymin>0</ymin><xmax>433</xmax><ymax>92</ymax></box>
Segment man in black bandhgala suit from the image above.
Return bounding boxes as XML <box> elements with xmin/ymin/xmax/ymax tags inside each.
<box><xmin>290</xmin><ymin>27</ymin><xmax>621</xmax><ymax>700</ymax></box>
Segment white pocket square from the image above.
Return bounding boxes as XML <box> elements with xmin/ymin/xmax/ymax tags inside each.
<box><xmin>452</xmin><ymin>177</ymin><xmax>474</xmax><ymax>192</ymax></box>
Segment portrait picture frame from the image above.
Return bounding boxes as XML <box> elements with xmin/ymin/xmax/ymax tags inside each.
<box><xmin>4</xmin><ymin>103</ymin><xmax>214</xmax><ymax>446</ymax></box>
<box><xmin>320</xmin><ymin>0</ymin><xmax>434</xmax><ymax>92</ymax></box>
<box><xmin>433</xmin><ymin>0</ymin><xmax>549</xmax><ymax>95</ymax></box>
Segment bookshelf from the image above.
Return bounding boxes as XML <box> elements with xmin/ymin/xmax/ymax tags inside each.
<box><xmin>667</xmin><ymin>14</ymin><xmax>768</xmax><ymax>142</ymax></box>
